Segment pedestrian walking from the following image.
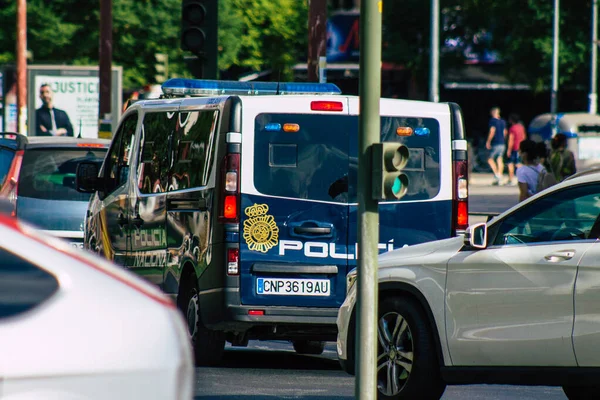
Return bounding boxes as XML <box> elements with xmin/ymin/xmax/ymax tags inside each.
<box><xmin>548</xmin><ymin>133</ymin><xmax>577</xmax><ymax>181</ymax></box>
<box><xmin>485</xmin><ymin>106</ymin><xmax>508</xmax><ymax>185</ymax></box>
<box><xmin>506</xmin><ymin>113</ymin><xmax>526</xmax><ymax>186</ymax></box>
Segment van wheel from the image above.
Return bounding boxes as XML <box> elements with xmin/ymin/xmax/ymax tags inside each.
<box><xmin>377</xmin><ymin>296</ymin><xmax>445</xmax><ymax>400</ymax></box>
<box><xmin>292</xmin><ymin>340</ymin><xmax>325</xmax><ymax>355</ymax></box>
<box><xmin>563</xmin><ymin>386</ymin><xmax>599</xmax><ymax>399</ymax></box>
<box><xmin>183</xmin><ymin>284</ymin><xmax>225</xmax><ymax>366</ymax></box>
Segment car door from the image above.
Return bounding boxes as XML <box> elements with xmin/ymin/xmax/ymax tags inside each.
<box><xmin>130</xmin><ymin>109</ymin><xmax>177</xmax><ymax>287</ymax></box>
<box><xmin>446</xmin><ymin>183</ymin><xmax>600</xmax><ymax>367</ymax></box>
<box><xmin>95</xmin><ymin>112</ymin><xmax>137</xmax><ymax>265</ymax></box>
<box><xmin>571</xmin><ymin>187</ymin><xmax>600</xmax><ymax>366</ymax></box>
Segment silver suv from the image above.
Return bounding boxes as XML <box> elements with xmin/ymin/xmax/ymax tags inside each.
<box><xmin>337</xmin><ymin>170</ymin><xmax>600</xmax><ymax>400</ymax></box>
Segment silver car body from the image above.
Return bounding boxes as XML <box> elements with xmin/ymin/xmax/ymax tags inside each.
<box><xmin>338</xmin><ymin>171</ymin><xmax>600</xmax><ymax>372</ymax></box>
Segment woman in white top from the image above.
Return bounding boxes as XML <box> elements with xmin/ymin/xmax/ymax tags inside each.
<box><xmin>516</xmin><ymin>139</ymin><xmax>545</xmax><ymax>202</ymax></box>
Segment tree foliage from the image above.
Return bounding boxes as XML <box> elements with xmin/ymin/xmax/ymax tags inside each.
<box><xmin>0</xmin><ymin>0</ymin><xmax>307</xmax><ymax>90</ymax></box>
<box><xmin>1</xmin><ymin>0</ymin><xmax>592</xmax><ymax>94</ymax></box>
<box><xmin>382</xmin><ymin>0</ymin><xmax>594</xmax><ymax>94</ymax></box>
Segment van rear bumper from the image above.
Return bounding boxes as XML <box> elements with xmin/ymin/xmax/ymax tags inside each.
<box><xmin>199</xmin><ymin>287</ymin><xmax>338</xmax><ymax>340</ymax></box>
<box><xmin>226</xmin><ymin>304</ymin><xmax>338</xmax><ymax>324</ymax></box>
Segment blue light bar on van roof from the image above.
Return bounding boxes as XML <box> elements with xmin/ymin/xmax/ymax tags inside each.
<box><xmin>161</xmin><ymin>78</ymin><xmax>342</xmax><ymax>97</ymax></box>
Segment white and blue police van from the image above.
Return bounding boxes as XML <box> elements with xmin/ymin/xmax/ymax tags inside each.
<box><xmin>76</xmin><ymin>78</ymin><xmax>468</xmax><ymax>365</ymax></box>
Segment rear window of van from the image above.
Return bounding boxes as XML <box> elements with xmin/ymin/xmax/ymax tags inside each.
<box><xmin>254</xmin><ymin>114</ymin><xmax>441</xmax><ymax>203</ymax></box>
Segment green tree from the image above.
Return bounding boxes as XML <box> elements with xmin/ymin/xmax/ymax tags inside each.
<box><xmin>381</xmin><ymin>0</ymin><xmax>593</xmax><ymax>96</ymax></box>
<box><xmin>232</xmin><ymin>0</ymin><xmax>308</xmax><ymax>80</ymax></box>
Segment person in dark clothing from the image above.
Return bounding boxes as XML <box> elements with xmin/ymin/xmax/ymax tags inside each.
<box><xmin>35</xmin><ymin>84</ymin><xmax>74</xmax><ymax>137</ymax></box>
<box><xmin>549</xmin><ymin>133</ymin><xmax>576</xmax><ymax>181</ymax></box>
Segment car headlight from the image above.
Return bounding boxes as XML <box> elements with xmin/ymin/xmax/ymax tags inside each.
<box><xmin>346</xmin><ymin>268</ymin><xmax>357</xmax><ymax>294</ymax></box>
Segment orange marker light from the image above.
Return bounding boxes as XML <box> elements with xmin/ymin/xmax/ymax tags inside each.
<box><xmin>283</xmin><ymin>123</ymin><xmax>300</xmax><ymax>132</ymax></box>
<box><xmin>396</xmin><ymin>127</ymin><xmax>414</xmax><ymax>136</ymax></box>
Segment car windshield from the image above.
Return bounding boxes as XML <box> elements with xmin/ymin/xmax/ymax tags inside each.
<box><xmin>0</xmin><ymin>147</ymin><xmax>16</xmax><ymax>188</ymax></box>
<box><xmin>18</xmin><ymin>148</ymin><xmax>107</xmax><ymax>201</ymax></box>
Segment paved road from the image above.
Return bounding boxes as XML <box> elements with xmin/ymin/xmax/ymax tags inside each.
<box><xmin>194</xmin><ymin>341</ymin><xmax>567</xmax><ymax>399</ymax></box>
<box><xmin>469</xmin><ymin>173</ymin><xmax>519</xmax><ymax>225</ymax></box>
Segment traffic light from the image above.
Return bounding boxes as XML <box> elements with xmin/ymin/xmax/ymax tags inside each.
<box><xmin>372</xmin><ymin>142</ymin><xmax>410</xmax><ymax>200</ymax></box>
<box><xmin>154</xmin><ymin>53</ymin><xmax>169</xmax><ymax>83</ymax></box>
<box><xmin>181</xmin><ymin>0</ymin><xmax>218</xmax><ymax>79</ymax></box>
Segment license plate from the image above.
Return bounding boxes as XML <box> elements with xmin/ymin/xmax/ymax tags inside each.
<box><xmin>256</xmin><ymin>278</ymin><xmax>330</xmax><ymax>296</ymax></box>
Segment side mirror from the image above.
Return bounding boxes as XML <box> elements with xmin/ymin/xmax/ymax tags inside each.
<box><xmin>76</xmin><ymin>161</ymin><xmax>101</xmax><ymax>193</ymax></box>
<box><xmin>464</xmin><ymin>222</ymin><xmax>487</xmax><ymax>249</ymax></box>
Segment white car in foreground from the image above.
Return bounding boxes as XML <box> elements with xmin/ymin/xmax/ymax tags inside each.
<box><xmin>0</xmin><ymin>213</ymin><xmax>193</xmax><ymax>400</ymax></box>
<box><xmin>338</xmin><ymin>170</ymin><xmax>600</xmax><ymax>400</ymax></box>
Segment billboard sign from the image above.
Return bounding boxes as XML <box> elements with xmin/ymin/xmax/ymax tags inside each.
<box><xmin>27</xmin><ymin>65</ymin><xmax>122</xmax><ymax>138</ymax></box>
<box><xmin>326</xmin><ymin>11</ymin><xmax>360</xmax><ymax>63</ymax></box>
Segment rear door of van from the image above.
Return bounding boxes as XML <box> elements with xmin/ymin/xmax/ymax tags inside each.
<box><xmin>239</xmin><ymin>96</ymin><xmax>352</xmax><ymax>309</ymax></box>
<box><xmin>346</xmin><ymin>98</ymin><xmax>454</xmax><ymax>255</ymax></box>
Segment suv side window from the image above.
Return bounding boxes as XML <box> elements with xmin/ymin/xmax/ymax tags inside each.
<box><xmin>0</xmin><ymin>247</ymin><xmax>59</xmax><ymax>319</ymax></box>
<box><xmin>137</xmin><ymin>112</ymin><xmax>177</xmax><ymax>194</ymax></box>
<box><xmin>491</xmin><ymin>183</ymin><xmax>600</xmax><ymax>245</ymax></box>
<box><xmin>170</xmin><ymin>110</ymin><xmax>218</xmax><ymax>191</ymax></box>
<box><xmin>104</xmin><ymin>113</ymin><xmax>137</xmax><ymax>195</ymax></box>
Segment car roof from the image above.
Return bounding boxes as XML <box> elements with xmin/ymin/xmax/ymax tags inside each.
<box><xmin>25</xmin><ymin>136</ymin><xmax>111</xmax><ymax>149</ymax></box>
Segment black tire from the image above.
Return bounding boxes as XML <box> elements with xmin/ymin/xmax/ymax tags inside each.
<box><xmin>563</xmin><ymin>386</ymin><xmax>599</xmax><ymax>400</ymax></box>
<box><xmin>292</xmin><ymin>340</ymin><xmax>325</xmax><ymax>355</ymax></box>
<box><xmin>182</xmin><ymin>282</ymin><xmax>225</xmax><ymax>366</ymax></box>
<box><xmin>376</xmin><ymin>296</ymin><xmax>446</xmax><ymax>400</ymax></box>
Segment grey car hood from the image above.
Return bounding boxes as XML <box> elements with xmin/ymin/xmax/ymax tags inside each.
<box><xmin>378</xmin><ymin>235</ymin><xmax>464</xmax><ymax>268</ymax></box>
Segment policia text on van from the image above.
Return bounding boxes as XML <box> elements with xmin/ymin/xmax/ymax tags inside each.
<box><xmin>76</xmin><ymin>78</ymin><xmax>468</xmax><ymax>365</ymax></box>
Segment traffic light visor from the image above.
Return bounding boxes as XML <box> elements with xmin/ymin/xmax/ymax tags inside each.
<box><xmin>183</xmin><ymin>2</ymin><xmax>206</xmax><ymax>24</ymax></box>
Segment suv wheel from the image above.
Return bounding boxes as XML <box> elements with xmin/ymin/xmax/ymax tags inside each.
<box><xmin>183</xmin><ymin>282</ymin><xmax>225</xmax><ymax>366</ymax></box>
<box><xmin>563</xmin><ymin>386</ymin><xmax>598</xmax><ymax>400</ymax></box>
<box><xmin>377</xmin><ymin>296</ymin><xmax>445</xmax><ymax>400</ymax></box>
<box><xmin>292</xmin><ymin>340</ymin><xmax>325</xmax><ymax>355</ymax></box>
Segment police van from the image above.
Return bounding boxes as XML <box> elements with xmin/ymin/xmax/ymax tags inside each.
<box><xmin>76</xmin><ymin>78</ymin><xmax>468</xmax><ymax>365</ymax></box>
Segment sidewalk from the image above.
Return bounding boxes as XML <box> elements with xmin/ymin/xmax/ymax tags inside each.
<box><xmin>469</xmin><ymin>172</ymin><xmax>515</xmax><ymax>186</ymax></box>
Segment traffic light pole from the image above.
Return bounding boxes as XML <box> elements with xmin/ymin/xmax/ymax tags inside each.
<box><xmin>99</xmin><ymin>0</ymin><xmax>112</xmax><ymax>139</ymax></box>
<box><xmin>356</xmin><ymin>0</ymin><xmax>382</xmax><ymax>399</ymax></box>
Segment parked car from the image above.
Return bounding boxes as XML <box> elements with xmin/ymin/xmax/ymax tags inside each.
<box><xmin>337</xmin><ymin>170</ymin><xmax>600</xmax><ymax>400</ymax></box>
<box><xmin>0</xmin><ymin>213</ymin><xmax>193</xmax><ymax>399</ymax></box>
<box><xmin>0</xmin><ymin>132</ymin><xmax>109</xmax><ymax>248</ymax></box>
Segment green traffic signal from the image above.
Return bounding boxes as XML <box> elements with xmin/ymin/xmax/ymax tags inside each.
<box><xmin>372</xmin><ymin>142</ymin><xmax>410</xmax><ymax>200</ymax></box>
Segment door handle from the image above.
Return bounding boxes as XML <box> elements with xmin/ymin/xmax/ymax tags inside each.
<box><xmin>544</xmin><ymin>250</ymin><xmax>575</xmax><ymax>262</ymax></box>
<box><xmin>288</xmin><ymin>220</ymin><xmax>334</xmax><ymax>238</ymax></box>
<box><xmin>294</xmin><ymin>226</ymin><xmax>332</xmax><ymax>235</ymax></box>
<box><xmin>117</xmin><ymin>213</ymin><xmax>127</xmax><ymax>227</ymax></box>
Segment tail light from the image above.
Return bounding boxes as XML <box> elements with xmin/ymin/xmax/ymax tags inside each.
<box><xmin>0</xmin><ymin>150</ymin><xmax>24</xmax><ymax>217</ymax></box>
<box><xmin>452</xmin><ymin>159</ymin><xmax>469</xmax><ymax>234</ymax></box>
<box><xmin>219</xmin><ymin>153</ymin><xmax>240</xmax><ymax>222</ymax></box>
<box><xmin>227</xmin><ymin>248</ymin><xmax>239</xmax><ymax>275</ymax></box>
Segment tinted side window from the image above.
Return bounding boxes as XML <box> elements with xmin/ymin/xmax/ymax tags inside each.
<box><xmin>0</xmin><ymin>247</ymin><xmax>59</xmax><ymax>319</ymax></box>
<box><xmin>491</xmin><ymin>183</ymin><xmax>600</xmax><ymax>245</ymax></box>
<box><xmin>104</xmin><ymin>113</ymin><xmax>137</xmax><ymax>194</ymax></box>
<box><xmin>137</xmin><ymin>112</ymin><xmax>177</xmax><ymax>194</ymax></box>
<box><xmin>254</xmin><ymin>113</ymin><xmax>352</xmax><ymax>202</ymax></box>
<box><xmin>170</xmin><ymin>110</ymin><xmax>218</xmax><ymax>191</ymax></box>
